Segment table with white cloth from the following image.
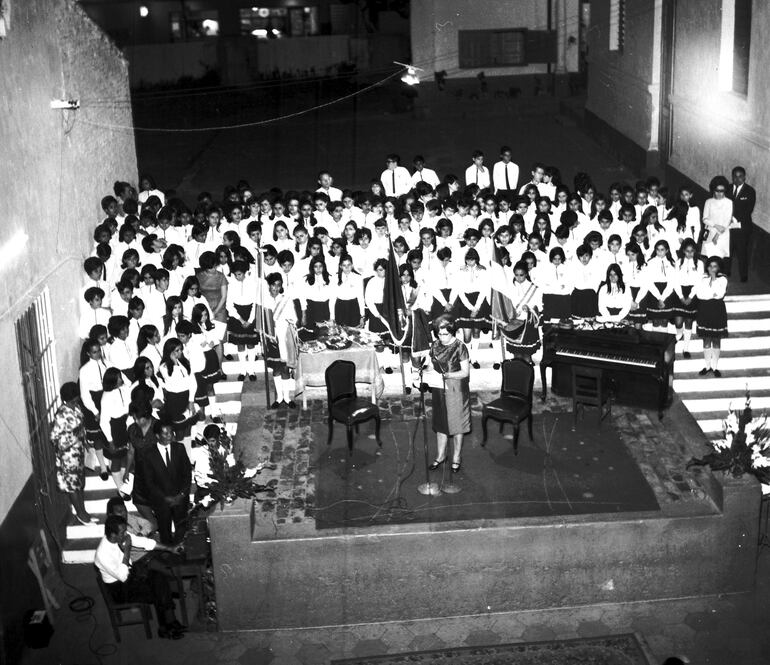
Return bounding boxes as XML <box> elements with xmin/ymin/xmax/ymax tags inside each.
<box><xmin>296</xmin><ymin>346</ymin><xmax>384</xmax><ymax>409</ymax></box>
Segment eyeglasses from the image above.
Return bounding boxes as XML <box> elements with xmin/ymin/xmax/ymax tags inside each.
<box><xmin>715</xmin><ymin>188</ymin><xmax>726</xmax><ymax>193</ymax></box>
<box><xmin>437</xmin><ymin>330</ymin><xmax>452</xmax><ymax>336</ymax></box>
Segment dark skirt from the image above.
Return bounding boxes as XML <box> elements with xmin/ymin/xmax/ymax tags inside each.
<box><xmin>193</xmin><ymin>373</ymin><xmax>210</xmax><ymax>407</ymax></box>
<box><xmin>504</xmin><ymin>318</ymin><xmax>541</xmax><ymax>356</ymax></box>
<box><xmin>671</xmin><ymin>284</ymin><xmax>697</xmax><ymax>318</ymax></box>
<box><xmin>163</xmin><ymin>389</ymin><xmax>191</xmax><ymax>424</ymax></box>
<box><xmin>199</xmin><ymin>348</ymin><xmax>222</xmax><ymax>383</ymax></box>
<box><xmin>105</xmin><ymin>416</ymin><xmax>129</xmax><ymax>471</ymax></box>
<box><xmin>431</xmin><ymin>378</ymin><xmax>471</xmax><ymax>436</ymax></box>
<box><xmin>430</xmin><ymin>289</ymin><xmax>454</xmax><ymax>322</ymax></box>
<box><xmin>627</xmin><ymin>286</ymin><xmax>647</xmax><ymax>324</ymax></box>
<box><xmin>645</xmin><ymin>281</ymin><xmax>677</xmax><ymax>319</ymax></box>
<box><xmin>334</xmin><ymin>298</ymin><xmax>361</xmax><ymax>327</ymax></box>
<box><xmin>227</xmin><ymin>303</ymin><xmax>259</xmax><ymax>346</ymax></box>
<box><xmin>454</xmin><ymin>292</ymin><xmax>492</xmax><ymax>331</ymax></box>
<box><xmin>571</xmin><ymin>288</ymin><xmax>598</xmax><ymax>319</ymax></box>
<box><xmin>697</xmin><ymin>299</ymin><xmax>728</xmax><ymax>339</ymax></box>
<box><xmin>306</xmin><ymin>299</ymin><xmax>331</xmax><ymax>331</ymax></box>
<box><xmin>542</xmin><ymin>293</ymin><xmax>571</xmax><ymax>321</ymax></box>
<box><xmin>85</xmin><ymin>390</ymin><xmax>105</xmax><ymax>448</ymax></box>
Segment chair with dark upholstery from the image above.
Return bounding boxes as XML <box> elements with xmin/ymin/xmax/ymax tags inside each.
<box><xmin>95</xmin><ymin>567</ymin><xmax>153</xmax><ymax>642</ymax></box>
<box><xmin>325</xmin><ymin>360</ymin><xmax>382</xmax><ymax>455</ymax></box>
<box><xmin>481</xmin><ymin>358</ymin><xmax>534</xmax><ymax>454</ymax></box>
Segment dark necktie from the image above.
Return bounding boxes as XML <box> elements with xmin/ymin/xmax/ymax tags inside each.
<box><xmin>505</xmin><ymin>165</ymin><xmax>510</xmax><ymax>191</ymax></box>
<box><xmin>475</xmin><ymin>168</ymin><xmax>479</xmax><ymax>185</ymax></box>
<box><xmin>165</xmin><ymin>447</ymin><xmax>171</xmax><ymax>467</ymax></box>
<box><xmin>391</xmin><ymin>171</ymin><xmax>396</xmax><ymax>194</ymax></box>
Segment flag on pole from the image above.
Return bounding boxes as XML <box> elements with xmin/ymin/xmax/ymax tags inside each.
<box><xmin>489</xmin><ymin>243</ymin><xmax>516</xmax><ymax>326</ymax></box>
<box><xmin>380</xmin><ymin>238</ymin><xmax>408</xmax><ymax>345</ymax></box>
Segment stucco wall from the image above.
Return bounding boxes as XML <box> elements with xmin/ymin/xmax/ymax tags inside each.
<box><xmin>0</xmin><ymin>0</ymin><xmax>136</xmax><ymax>529</ymax></box>
<box><xmin>411</xmin><ymin>0</ymin><xmax>579</xmax><ymax>78</ymax></box>
<box><xmin>668</xmin><ymin>0</ymin><xmax>770</xmax><ymax>232</ymax></box>
<box><xmin>585</xmin><ymin>0</ymin><xmax>658</xmax><ymax>152</ymax></box>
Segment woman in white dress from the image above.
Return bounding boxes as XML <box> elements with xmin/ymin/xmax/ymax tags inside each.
<box><xmin>702</xmin><ymin>176</ymin><xmax>734</xmax><ymax>269</ymax></box>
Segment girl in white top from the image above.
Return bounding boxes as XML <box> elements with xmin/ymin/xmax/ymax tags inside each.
<box><xmin>427</xmin><ymin>248</ymin><xmax>457</xmax><ymax>322</ymax></box>
<box><xmin>137</xmin><ymin>324</ymin><xmax>163</xmax><ymax>370</ymax></box>
<box><xmin>300</xmin><ymin>257</ymin><xmax>333</xmax><ymax>333</ymax></box>
<box><xmin>129</xmin><ymin>357</ymin><xmax>164</xmax><ymax>413</ymax></box>
<box><xmin>569</xmin><ymin>244</ymin><xmax>603</xmax><ymax>318</ymax></box>
<box><xmin>98</xmin><ymin>367</ymin><xmax>132</xmax><ymax>488</ymax></box>
<box><xmin>157</xmin><ymin>337</ymin><xmax>198</xmax><ymax>428</ymax></box>
<box><xmin>225</xmin><ymin>261</ymin><xmax>259</xmax><ymax>380</ymax></box>
<box><xmin>180</xmin><ymin>275</ymin><xmax>225</xmax><ymax>341</ymax></box>
<box><xmin>539</xmin><ymin>247</ymin><xmax>573</xmax><ymax>321</ymax></box>
<box><xmin>262</xmin><ymin>272</ymin><xmax>298</xmax><ymax>407</ymax></box>
<box><xmin>702</xmin><ymin>177</ymin><xmax>734</xmax><ymax>260</ymax></box>
<box><xmin>672</xmin><ymin>238</ymin><xmax>703</xmax><ymax>358</ymax></box>
<box><xmin>597</xmin><ymin>264</ymin><xmax>633</xmax><ymax>322</ymax></box>
<box><xmin>476</xmin><ymin>219</ymin><xmax>496</xmax><ymax>267</ymax></box>
<box><xmin>502</xmin><ymin>261</ymin><xmax>543</xmax><ymax>363</ymax></box>
<box><xmin>450</xmin><ymin>248</ymin><xmax>491</xmax><ymax>367</ymax></box>
<box><xmin>105</xmin><ymin>316</ymin><xmax>137</xmax><ymax>379</ymax></box>
<box><xmin>330</xmin><ymin>255</ymin><xmax>365</xmax><ymax>328</ymax></box>
<box><xmin>644</xmin><ymin>240</ymin><xmax>678</xmax><ymax>328</ymax></box>
<box><xmin>79</xmin><ymin>340</ymin><xmax>112</xmax><ymax>479</ymax></box>
<box><xmin>271</xmin><ymin>221</ymin><xmax>294</xmax><ymax>254</ymax></box>
<box><xmin>694</xmin><ymin>256</ymin><xmax>729</xmax><ymax>376</ymax></box>
<box><xmin>137</xmin><ymin>175</ymin><xmax>165</xmax><ymax>205</ymax></box>
<box><xmin>623</xmin><ymin>243</ymin><xmax>649</xmax><ymax>328</ymax></box>
<box><xmin>326</xmin><ymin>239</ymin><xmax>346</xmax><ymax>277</ymax></box>
<box><xmin>202</xmin><ymin>208</ymin><xmax>224</xmax><ymax>252</ymax></box>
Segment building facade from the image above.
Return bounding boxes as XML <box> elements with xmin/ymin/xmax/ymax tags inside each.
<box><xmin>585</xmin><ymin>0</ymin><xmax>769</xmax><ymax>235</ymax></box>
<box><xmin>0</xmin><ymin>1</ymin><xmax>136</xmax><ymax>661</ymax></box>
<box><xmin>411</xmin><ymin>0</ymin><xmax>583</xmax><ymax>83</ymax></box>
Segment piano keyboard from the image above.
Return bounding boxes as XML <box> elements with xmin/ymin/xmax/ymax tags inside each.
<box><xmin>555</xmin><ymin>348</ymin><xmax>657</xmax><ymax>368</ymax></box>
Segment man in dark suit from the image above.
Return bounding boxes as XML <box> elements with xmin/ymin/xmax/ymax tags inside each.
<box><xmin>729</xmin><ymin>166</ymin><xmax>756</xmax><ymax>283</ymax></box>
<box><xmin>135</xmin><ymin>420</ymin><xmax>192</xmax><ymax>545</ymax></box>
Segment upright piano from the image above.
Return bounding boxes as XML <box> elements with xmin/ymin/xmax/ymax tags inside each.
<box><xmin>540</xmin><ymin>325</ymin><xmax>676</xmax><ymax>419</ymax></box>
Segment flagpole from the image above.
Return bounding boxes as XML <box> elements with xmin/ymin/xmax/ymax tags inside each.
<box><xmin>256</xmin><ymin>247</ymin><xmax>271</xmax><ymax>409</ymax></box>
<box><xmin>416</xmin><ymin>362</ymin><xmax>441</xmax><ymax>496</ymax></box>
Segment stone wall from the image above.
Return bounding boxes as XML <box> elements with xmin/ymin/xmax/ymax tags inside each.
<box><xmin>0</xmin><ymin>0</ymin><xmax>136</xmax><ymax>660</ymax></box>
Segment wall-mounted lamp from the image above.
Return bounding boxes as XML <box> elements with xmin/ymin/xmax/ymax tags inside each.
<box><xmin>394</xmin><ymin>61</ymin><xmax>423</xmax><ymax>86</ymax></box>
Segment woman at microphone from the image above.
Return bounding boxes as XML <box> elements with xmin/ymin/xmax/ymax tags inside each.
<box><xmin>427</xmin><ymin>315</ymin><xmax>471</xmax><ymax>474</ymax></box>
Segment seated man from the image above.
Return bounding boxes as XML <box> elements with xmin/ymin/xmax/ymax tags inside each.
<box><xmin>94</xmin><ymin>515</ymin><xmax>185</xmax><ymax>639</ymax></box>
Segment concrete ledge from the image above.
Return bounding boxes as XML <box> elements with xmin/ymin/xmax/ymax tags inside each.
<box><xmin>209</xmin><ymin>470</ymin><xmax>759</xmax><ymax>630</ymax></box>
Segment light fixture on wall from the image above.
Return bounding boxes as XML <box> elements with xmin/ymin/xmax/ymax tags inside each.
<box><xmin>139</xmin><ymin>5</ymin><xmax>149</xmax><ymax>18</ymax></box>
<box><xmin>1</xmin><ymin>230</ymin><xmax>29</xmax><ymax>266</ymax></box>
<box><xmin>394</xmin><ymin>61</ymin><xmax>423</xmax><ymax>86</ymax></box>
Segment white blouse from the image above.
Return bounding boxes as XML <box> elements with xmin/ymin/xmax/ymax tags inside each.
<box><xmin>105</xmin><ymin>338</ymin><xmax>137</xmax><ymax>371</ymax></box>
<box><xmin>158</xmin><ymin>361</ymin><xmax>197</xmax><ymax>395</ymax></box>
<box><xmin>598</xmin><ymin>285</ymin><xmax>632</xmax><ymax>321</ymax></box>
<box><xmin>645</xmin><ymin>256</ymin><xmax>677</xmax><ymax>300</ymax></box>
<box><xmin>79</xmin><ymin>359</ymin><xmax>108</xmax><ymax>416</ymax></box>
<box><xmin>99</xmin><ymin>385</ymin><xmax>132</xmax><ymax>442</ymax></box>
<box><xmin>693</xmin><ymin>275</ymin><xmax>727</xmax><ymax>301</ymax></box>
<box><xmin>332</xmin><ymin>272</ymin><xmax>365</xmax><ymax>309</ymax></box>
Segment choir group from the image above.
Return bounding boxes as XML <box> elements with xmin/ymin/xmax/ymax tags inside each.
<box><xmin>75</xmin><ymin>150</ymin><xmax>738</xmax><ymax>487</ymax></box>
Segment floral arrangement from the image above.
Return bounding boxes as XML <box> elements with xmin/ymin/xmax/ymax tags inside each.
<box><xmin>687</xmin><ymin>391</ymin><xmax>770</xmax><ymax>493</ymax></box>
<box><xmin>193</xmin><ymin>429</ymin><xmax>275</xmax><ymax>509</ymax></box>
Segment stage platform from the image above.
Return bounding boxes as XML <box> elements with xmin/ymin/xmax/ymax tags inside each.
<box><xmin>209</xmin><ymin>385</ymin><xmax>760</xmax><ymax>631</ymax></box>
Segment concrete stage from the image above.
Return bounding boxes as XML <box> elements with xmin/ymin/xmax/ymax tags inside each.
<box><xmin>209</xmin><ymin>389</ymin><xmax>760</xmax><ymax>631</ymax></box>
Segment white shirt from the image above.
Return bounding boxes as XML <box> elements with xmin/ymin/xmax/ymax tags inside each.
<box><xmin>464</xmin><ymin>164</ymin><xmax>491</xmax><ymax>189</ymax></box>
<box><xmin>79</xmin><ymin>358</ymin><xmax>108</xmax><ymax>416</ymax></box>
<box><xmin>598</xmin><ymin>285</ymin><xmax>632</xmax><ymax>321</ymax></box>
<box><xmin>105</xmin><ymin>337</ymin><xmax>137</xmax><ymax>372</ymax></box>
<box><xmin>411</xmin><ymin>167</ymin><xmax>440</xmax><ymax>189</ymax></box>
<box><xmin>315</xmin><ymin>185</ymin><xmax>343</xmax><ymax>202</ymax></box>
<box><xmin>332</xmin><ymin>272</ymin><xmax>365</xmax><ymax>310</ymax></box>
<box><xmin>380</xmin><ymin>166</ymin><xmax>413</xmax><ymax>197</ymax></box>
<box><xmin>78</xmin><ymin>307</ymin><xmax>111</xmax><ymax>340</ymax></box>
<box><xmin>492</xmin><ymin>161</ymin><xmax>519</xmax><ymax>192</ymax></box>
<box><xmin>99</xmin><ymin>384</ymin><xmax>132</xmax><ymax>442</ymax></box>
<box><xmin>158</xmin><ymin>361</ymin><xmax>197</xmax><ymax>395</ymax></box>
<box><xmin>693</xmin><ymin>274</ymin><xmax>727</xmax><ymax>301</ymax></box>
<box><xmin>95</xmin><ymin>535</ymin><xmax>157</xmax><ymax>584</ymax></box>
<box><xmin>190</xmin><ymin>446</ymin><xmax>213</xmax><ymax>487</ymax></box>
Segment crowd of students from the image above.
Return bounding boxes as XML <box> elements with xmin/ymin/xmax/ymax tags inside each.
<box><xmin>75</xmin><ymin>151</ymin><xmax>749</xmax><ymax>487</ymax></box>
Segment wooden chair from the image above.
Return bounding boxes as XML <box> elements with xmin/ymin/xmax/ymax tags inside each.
<box><xmin>571</xmin><ymin>365</ymin><xmax>611</xmax><ymax>426</ymax></box>
<box><xmin>325</xmin><ymin>360</ymin><xmax>382</xmax><ymax>455</ymax></box>
<box><xmin>481</xmin><ymin>359</ymin><xmax>534</xmax><ymax>454</ymax></box>
<box><xmin>94</xmin><ymin>567</ymin><xmax>153</xmax><ymax>642</ymax></box>
<box><xmin>27</xmin><ymin>529</ymin><xmax>61</xmax><ymax>624</ymax></box>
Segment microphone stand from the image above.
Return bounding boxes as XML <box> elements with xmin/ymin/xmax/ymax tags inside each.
<box><xmin>438</xmin><ymin>370</ymin><xmax>462</xmax><ymax>495</ymax></box>
<box><xmin>416</xmin><ymin>362</ymin><xmax>441</xmax><ymax>496</ymax></box>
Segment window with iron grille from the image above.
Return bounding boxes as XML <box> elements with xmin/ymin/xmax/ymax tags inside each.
<box><xmin>609</xmin><ymin>0</ymin><xmax>625</xmax><ymax>52</ymax></box>
<box><xmin>15</xmin><ymin>287</ymin><xmax>67</xmax><ymax>527</ymax></box>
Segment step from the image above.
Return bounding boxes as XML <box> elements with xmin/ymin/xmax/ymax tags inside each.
<box><xmin>723</xmin><ymin>318</ymin><xmax>770</xmax><ymax>333</ymax></box>
<box><xmin>691</xmin><ymin>418</ymin><xmax>724</xmax><ymax>435</ymax></box>
<box><xmin>674</xmin><ymin>375</ymin><xmax>770</xmax><ymax>394</ymax></box>
<box><xmin>673</xmin><ymin>355</ymin><xmax>770</xmax><ymax>374</ymax></box>
<box><xmin>725</xmin><ymin>293</ymin><xmax>770</xmax><ymax>303</ymax></box>
<box><xmin>681</xmin><ymin>394</ymin><xmax>770</xmax><ymax>414</ymax></box>
<box><xmin>63</xmin><ymin>545</ymin><xmax>102</xmax><ymax>565</ymax></box>
<box><xmin>676</xmin><ymin>336</ymin><xmax>770</xmax><ymax>352</ymax></box>
<box><xmin>213</xmin><ymin>380</ymin><xmax>244</xmax><ymax>396</ymax></box>
<box><xmin>725</xmin><ymin>299</ymin><xmax>770</xmax><ymax>314</ymax></box>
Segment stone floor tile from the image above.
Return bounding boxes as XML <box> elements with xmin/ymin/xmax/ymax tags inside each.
<box><xmin>216</xmin><ymin>640</ymin><xmax>249</xmax><ymax>661</ymax></box>
<box><xmin>520</xmin><ymin>625</ymin><xmax>557</xmax><ymax>642</ymax></box>
<box><xmin>406</xmin><ymin>633</ymin><xmax>445</xmax><ymax>651</ymax></box>
<box><xmin>630</xmin><ymin>615</ymin><xmax>664</xmax><ymax>636</ymax></box>
<box><xmin>268</xmin><ymin>634</ymin><xmax>306</xmax><ymax>656</ymax></box>
<box><xmin>347</xmin><ymin>623</ymin><xmax>387</xmax><ymax>641</ymax></box>
<box><xmin>350</xmin><ymin>638</ymin><xmax>388</xmax><ymax>657</ymax></box>
<box><xmin>238</xmin><ymin>646</ymin><xmax>276</xmax><ymax>665</ymax></box>
<box><xmin>576</xmin><ymin>619</ymin><xmax>611</xmax><ymax>638</ymax></box>
<box><xmin>295</xmin><ymin>642</ymin><xmax>332</xmax><ymax>665</ymax></box>
<box><xmin>463</xmin><ymin>629</ymin><xmax>501</xmax><ymax>646</ymax></box>
<box><xmin>433</xmin><ymin>621</ymin><xmax>469</xmax><ymax>646</ymax></box>
<box><xmin>644</xmin><ymin>634</ymin><xmax>675</xmax><ymax>658</ymax></box>
<box><xmin>487</xmin><ymin>616</ymin><xmax>526</xmax><ymax>641</ymax></box>
<box><xmin>378</xmin><ymin>624</ymin><xmax>418</xmax><ymax>651</ymax></box>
